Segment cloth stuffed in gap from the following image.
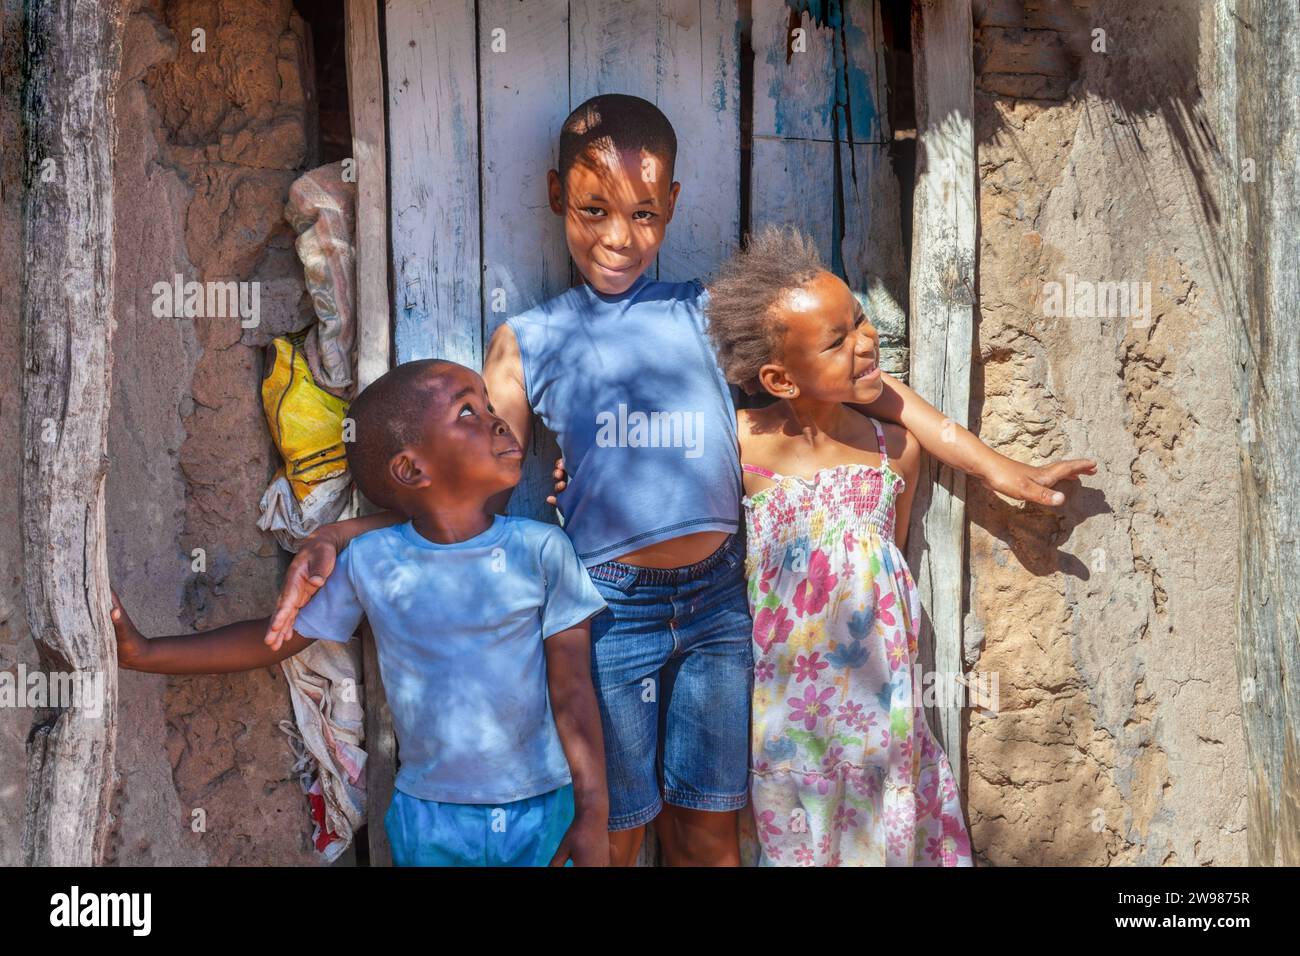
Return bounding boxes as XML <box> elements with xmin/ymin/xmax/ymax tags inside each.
<box><xmin>258</xmin><ymin>161</ymin><xmax>368</xmax><ymax>863</ymax></box>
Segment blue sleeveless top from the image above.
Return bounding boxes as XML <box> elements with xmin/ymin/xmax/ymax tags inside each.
<box><xmin>506</xmin><ymin>276</ymin><xmax>741</xmax><ymax>566</ymax></box>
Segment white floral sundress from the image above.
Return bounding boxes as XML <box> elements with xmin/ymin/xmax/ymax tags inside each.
<box><xmin>738</xmin><ymin>417</ymin><xmax>973</xmax><ymax>867</ymax></box>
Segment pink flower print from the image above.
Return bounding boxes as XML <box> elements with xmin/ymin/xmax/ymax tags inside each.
<box><xmin>852</xmin><ymin>769</ymin><xmax>881</xmax><ymax>799</ymax></box>
<box><xmin>821</xmin><ymin>745</ymin><xmax>845</xmax><ymax>772</ymax></box>
<box><xmin>883</xmin><ymin>805</ymin><xmax>902</xmax><ymax>829</ymax></box>
<box><xmin>900</xmin><ymin>737</ymin><xmax>914</xmax><ymax>762</ymax></box>
<box><xmin>754</xmin><ymin>660</ymin><xmax>775</xmax><ymax>683</ymax></box>
<box><xmin>887</xmin><ymin>830</ymin><xmax>907</xmax><ymax>858</ymax></box>
<box><xmin>793</xmin><ymin>549</ymin><xmax>838</xmax><ymax>617</ymax></box>
<box><xmin>794</xmin><ymin>844</ymin><xmax>815</xmax><ymax>866</ymax></box>
<box><xmin>833</xmin><ymin>804</ymin><xmax>859</xmax><ymax>832</ymax></box>
<box><xmin>801</xmin><ymin>770</ymin><xmax>832</xmax><ymax>796</ymax></box>
<box><xmin>875</xmin><ymin>583</ymin><xmax>897</xmax><ymax>627</ymax></box>
<box><xmin>879</xmin><ymin>728</ymin><xmax>891</xmax><ymax>749</ymax></box>
<box><xmin>944</xmin><ymin>813</ymin><xmax>972</xmax><ymax>861</ymax></box>
<box><xmin>754</xmin><ymin>760</ymin><xmax>770</xmax><ymax>773</ymax></box>
<box><xmin>753</xmin><ymin>605</ymin><xmax>793</xmax><ymax>653</ymax></box>
<box><xmin>758</xmin><ymin>561</ymin><xmax>779</xmax><ymax>594</ymax></box>
<box><xmin>843</xmin><ymin>529</ymin><xmax>857</xmax><ymax>553</ymax></box>
<box><xmin>916</xmin><ymin>773</ymin><xmax>943</xmax><ymax>821</ymax></box>
<box><xmin>942</xmin><ymin>773</ymin><xmax>959</xmax><ymax>803</ymax></box>
<box><xmin>756</xmin><ymin>809</ymin><xmax>782</xmax><ymax>838</ymax></box>
<box><xmin>828</xmin><ymin>853</ymin><xmax>842</xmax><ymax>867</ymax></box>
<box><xmin>854</xmin><ymin>709</ymin><xmax>879</xmax><ymax>733</ymax></box>
<box><xmin>765</xmin><ymin>844</ymin><xmax>783</xmax><ymax>861</ymax></box>
<box><xmin>788</xmin><ymin>684</ymin><xmax>836</xmax><ymax>731</ymax></box>
<box><xmin>886</xmin><ymin>632</ymin><xmax>908</xmax><ymax>671</ymax></box>
<box><xmin>792</xmin><ymin>651</ymin><xmax>829</xmax><ymax>683</ymax></box>
<box><xmin>818</xmin><ymin>833</ymin><xmax>832</xmax><ymax>855</ymax></box>
<box><xmin>838</xmin><ymin>699</ymin><xmax>863</xmax><ymax>724</ymax></box>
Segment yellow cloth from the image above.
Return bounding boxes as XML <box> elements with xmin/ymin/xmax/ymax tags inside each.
<box><xmin>261</xmin><ymin>334</ymin><xmax>350</xmax><ymax>500</ymax></box>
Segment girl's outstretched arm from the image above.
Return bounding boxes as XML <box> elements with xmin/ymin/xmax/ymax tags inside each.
<box><xmin>853</xmin><ymin>372</ymin><xmax>1096</xmax><ymax>506</ymax></box>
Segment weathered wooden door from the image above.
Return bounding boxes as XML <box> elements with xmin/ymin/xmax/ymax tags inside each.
<box><xmin>384</xmin><ymin>0</ymin><xmax>905</xmax><ymax>519</ymax></box>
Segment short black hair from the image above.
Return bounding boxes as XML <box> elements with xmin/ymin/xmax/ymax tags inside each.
<box><xmin>345</xmin><ymin>359</ymin><xmax>462</xmax><ymax>511</ymax></box>
<box><xmin>558</xmin><ymin>93</ymin><xmax>677</xmax><ymax>184</ymax></box>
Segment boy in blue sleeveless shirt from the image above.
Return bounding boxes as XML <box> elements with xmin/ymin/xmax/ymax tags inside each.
<box><xmin>270</xmin><ymin>95</ymin><xmax>1094</xmax><ymax>866</ymax></box>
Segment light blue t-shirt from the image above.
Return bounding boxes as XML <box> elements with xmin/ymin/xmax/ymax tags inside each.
<box><xmin>293</xmin><ymin>514</ymin><xmax>607</xmax><ymax>804</ymax></box>
<box><xmin>507</xmin><ymin>275</ymin><xmax>742</xmax><ymax>566</ymax></box>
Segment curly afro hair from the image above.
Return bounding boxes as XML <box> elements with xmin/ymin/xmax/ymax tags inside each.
<box><xmin>704</xmin><ymin>225</ymin><xmax>826</xmax><ymax>395</ymax></box>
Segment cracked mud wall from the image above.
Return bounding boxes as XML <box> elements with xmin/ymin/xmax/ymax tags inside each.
<box><xmin>2</xmin><ymin>0</ymin><xmax>325</xmax><ymax>864</ymax></box>
<box><xmin>964</xmin><ymin>0</ymin><xmax>1246</xmax><ymax>865</ymax></box>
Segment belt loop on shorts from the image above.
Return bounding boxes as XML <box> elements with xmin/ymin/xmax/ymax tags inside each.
<box><xmin>587</xmin><ymin>533</ymin><xmax>738</xmax><ymax>587</ymax></box>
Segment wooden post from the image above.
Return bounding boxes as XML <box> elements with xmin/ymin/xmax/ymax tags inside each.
<box><xmin>905</xmin><ymin>0</ymin><xmax>975</xmax><ymax>783</ymax></box>
<box><xmin>345</xmin><ymin>0</ymin><xmax>396</xmax><ymax>866</ymax></box>
<box><xmin>20</xmin><ymin>0</ymin><xmax>128</xmax><ymax>866</ymax></box>
<box><xmin>1228</xmin><ymin>0</ymin><xmax>1300</xmax><ymax>866</ymax></box>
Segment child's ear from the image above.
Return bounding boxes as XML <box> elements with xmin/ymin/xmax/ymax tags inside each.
<box><xmin>758</xmin><ymin>363</ymin><xmax>795</xmax><ymax>399</ymax></box>
<box><xmin>547</xmin><ymin>169</ymin><xmax>564</xmax><ymax>214</ymax></box>
<box><xmin>665</xmin><ymin>180</ymin><xmax>681</xmax><ymax>222</ymax></box>
<box><xmin>389</xmin><ymin>450</ymin><xmax>434</xmax><ymax>492</ymax></box>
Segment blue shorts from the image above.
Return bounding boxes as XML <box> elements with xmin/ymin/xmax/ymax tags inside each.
<box><xmin>587</xmin><ymin>533</ymin><xmax>754</xmax><ymax>831</ymax></box>
<box><xmin>384</xmin><ymin>784</ymin><xmax>575</xmax><ymax>866</ymax></box>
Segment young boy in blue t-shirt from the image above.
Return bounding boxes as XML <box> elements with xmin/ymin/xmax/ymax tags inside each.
<box><xmin>267</xmin><ymin>95</ymin><xmax>1094</xmax><ymax>866</ymax></box>
<box><xmin>112</xmin><ymin>360</ymin><xmax>610</xmax><ymax>866</ymax></box>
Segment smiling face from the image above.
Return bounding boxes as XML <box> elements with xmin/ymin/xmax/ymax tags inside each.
<box><xmin>759</xmin><ymin>270</ymin><xmax>884</xmax><ymax>404</ymax></box>
<box><xmin>548</xmin><ymin>144</ymin><xmax>680</xmax><ymax>295</ymax></box>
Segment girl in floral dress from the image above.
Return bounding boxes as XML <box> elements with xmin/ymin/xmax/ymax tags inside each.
<box><xmin>705</xmin><ymin>227</ymin><xmax>974</xmax><ymax>866</ymax></box>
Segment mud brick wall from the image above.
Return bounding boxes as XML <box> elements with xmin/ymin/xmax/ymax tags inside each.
<box><xmin>1</xmin><ymin>0</ymin><xmax>325</xmax><ymax>865</ymax></box>
<box><xmin>964</xmin><ymin>0</ymin><xmax>1245</xmax><ymax>864</ymax></box>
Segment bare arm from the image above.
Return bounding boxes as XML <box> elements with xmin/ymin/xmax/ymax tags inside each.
<box><xmin>544</xmin><ymin>619</ymin><xmax>610</xmax><ymax>866</ymax></box>
<box><xmin>482</xmin><ymin>322</ymin><xmax>534</xmax><ymax>516</ymax></box>
<box><xmin>112</xmin><ymin>592</ymin><xmax>314</xmax><ymax>674</ymax></box>
<box><xmin>888</xmin><ymin>426</ymin><xmax>922</xmax><ymax>549</ymax></box>
<box><xmin>854</xmin><ymin>372</ymin><xmax>1096</xmax><ymax>506</ymax></box>
<box><xmin>263</xmin><ymin>509</ymin><xmax>401</xmax><ymax>650</ymax></box>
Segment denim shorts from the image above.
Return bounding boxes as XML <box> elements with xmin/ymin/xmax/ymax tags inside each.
<box><xmin>384</xmin><ymin>784</ymin><xmax>575</xmax><ymax>866</ymax></box>
<box><xmin>587</xmin><ymin>532</ymin><xmax>754</xmax><ymax>831</ymax></box>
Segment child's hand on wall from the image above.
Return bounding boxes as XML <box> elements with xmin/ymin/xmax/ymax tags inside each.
<box><xmin>981</xmin><ymin>456</ymin><xmax>1097</xmax><ymax>507</ymax></box>
<box><xmin>265</xmin><ymin>534</ymin><xmax>336</xmax><ymax>650</ymax></box>
<box><xmin>110</xmin><ymin>589</ymin><xmax>150</xmax><ymax>670</ymax></box>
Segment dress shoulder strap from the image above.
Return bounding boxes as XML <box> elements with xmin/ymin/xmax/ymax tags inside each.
<box><xmin>742</xmin><ymin>463</ymin><xmax>782</xmax><ymax>481</ymax></box>
<box><xmin>870</xmin><ymin>418</ymin><xmax>890</xmax><ymax>470</ymax></box>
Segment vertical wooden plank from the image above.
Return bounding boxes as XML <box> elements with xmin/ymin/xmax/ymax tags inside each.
<box><xmin>905</xmin><ymin>0</ymin><xmax>975</xmax><ymax>785</ymax></box>
<box><xmin>21</xmin><ymin>0</ymin><xmax>126</xmax><ymax>866</ymax></box>
<box><xmin>654</xmin><ymin>1</ymin><xmax>741</xmax><ymax>281</ymax></box>
<box><xmin>750</xmin><ymin>0</ymin><xmax>906</xmax><ymax>369</ymax></box>
<box><xmin>386</xmin><ymin>0</ymin><xmax>481</xmax><ymax>366</ymax></box>
<box><xmin>570</xmin><ymin>0</ymin><xmax>741</xmax><ymax>282</ymax></box>
<box><xmin>479</xmin><ymin>0</ymin><xmax>570</xmax><ymax>522</ymax></box>
<box><xmin>346</xmin><ymin>0</ymin><xmax>396</xmax><ymax>868</ymax></box>
<box><xmin>1228</xmin><ymin>0</ymin><xmax>1300</xmax><ymax>866</ymax></box>
<box><xmin>347</xmin><ymin>0</ymin><xmax>393</xmax><ymax>391</ymax></box>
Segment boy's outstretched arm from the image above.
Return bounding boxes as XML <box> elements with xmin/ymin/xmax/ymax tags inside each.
<box><xmin>855</xmin><ymin>372</ymin><xmax>1096</xmax><ymax>506</ymax></box>
<box><xmin>544</xmin><ymin>619</ymin><xmax>610</xmax><ymax>867</ymax></box>
<box><xmin>265</xmin><ymin>509</ymin><xmax>401</xmax><ymax>650</ymax></box>
<box><xmin>113</xmin><ymin>590</ymin><xmax>313</xmax><ymax>674</ymax></box>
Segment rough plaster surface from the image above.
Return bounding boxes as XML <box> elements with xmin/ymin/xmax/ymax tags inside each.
<box><xmin>1</xmin><ymin>0</ymin><xmax>323</xmax><ymax>865</ymax></box>
<box><xmin>964</xmin><ymin>0</ymin><xmax>1246</xmax><ymax>865</ymax></box>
